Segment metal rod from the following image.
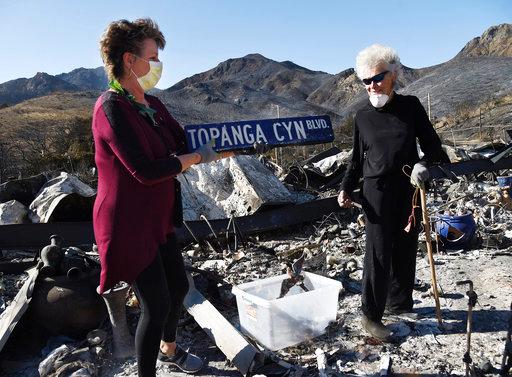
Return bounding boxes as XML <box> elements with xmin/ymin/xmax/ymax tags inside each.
<box><xmin>465</xmin><ymin>296</ymin><xmax>473</xmax><ymax>377</ymax></box>
<box><xmin>500</xmin><ymin>302</ymin><xmax>512</xmax><ymax>375</ymax></box>
<box><xmin>200</xmin><ymin>214</ymin><xmax>219</xmax><ymax>240</ymax></box>
<box><xmin>182</xmin><ymin>220</ymin><xmax>200</xmax><ymax>244</ymax></box>
<box><xmin>437</xmin><ymin>193</ymin><xmax>473</xmax><ymax>210</ymax></box>
<box><xmin>457</xmin><ymin>280</ymin><xmax>476</xmax><ymax>377</ymax></box>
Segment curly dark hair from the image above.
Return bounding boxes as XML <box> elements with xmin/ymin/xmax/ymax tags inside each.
<box><xmin>99</xmin><ymin>18</ymin><xmax>166</xmax><ymax>80</ymax></box>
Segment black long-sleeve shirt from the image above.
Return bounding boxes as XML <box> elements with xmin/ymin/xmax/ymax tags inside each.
<box><xmin>341</xmin><ymin>93</ymin><xmax>449</xmax><ymax>193</ymax></box>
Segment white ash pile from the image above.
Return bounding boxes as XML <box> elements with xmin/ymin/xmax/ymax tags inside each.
<box><xmin>179</xmin><ymin>155</ymin><xmax>314</xmax><ymax>221</ymax></box>
<box><xmin>0</xmin><ymin>172</ymin><xmax>96</xmax><ymax>224</ymax></box>
<box><xmin>0</xmin><ymin>156</ymin><xmax>316</xmax><ymax>225</ymax></box>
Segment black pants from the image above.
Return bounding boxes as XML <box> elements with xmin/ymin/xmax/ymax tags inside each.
<box><xmin>132</xmin><ymin>233</ymin><xmax>189</xmax><ymax>377</ymax></box>
<box><xmin>361</xmin><ymin>175</ymin><xmax>419</xmax><ymax>321</ymax></box>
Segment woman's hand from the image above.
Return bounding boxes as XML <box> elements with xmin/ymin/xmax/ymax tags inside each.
<box><xmin>178</xmin><ymin>153</ymin><xmax>201</xmax><ymax>172</ymax></box>
<box><xmin>195</xmin><ymin>140</ymin><xmax>218</xmax><ymax>163</ymax></box>
<box><xmin>177</xmin><ymin>149</ymin><xmax>234</xmax><ymax>173</ymax></box>
<box><xmin>337</xmin><ymin>190</ymin><xmax>353</xmax><ymax>208</ymax></box>
<box><xmin>194</xmin><ymin>140</ymin><xmax>234</xmax><ymax>163</ymax></box>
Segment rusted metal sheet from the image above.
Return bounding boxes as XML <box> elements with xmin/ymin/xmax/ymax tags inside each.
<box><xmin>0</xmin><ymin>222</ymin><xmax>95</xmax><ymax>249</ymax></box>
<box><xmin>0</xmin><ymin>197</ymin><xmax>344</xmax><ymax>250</ymax></box>
<box><xmin>0</xmin><ymin>259</ymin><xmax>35</xmax><ymax>273</ymax></box>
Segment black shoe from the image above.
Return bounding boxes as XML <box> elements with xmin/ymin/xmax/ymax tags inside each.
<box><xmin>158</xmin><ymin>345</ymin><xmax>203</xmax><ymax>374</ymax></box>
<box><xmin>384</xmin><ymin>308</ymin><xmax>419</xmax><ymax>320</ymax></box>
<box><xmin>361</xmin><ymin>315</ymin><xmax>391</xmax><ymax>341</ymax></box>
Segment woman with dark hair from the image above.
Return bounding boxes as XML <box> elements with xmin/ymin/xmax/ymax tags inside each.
<box><xmin>93</xmin><ymin>18</ymin><xmax>228</xmax><ymax>377</ymax></box>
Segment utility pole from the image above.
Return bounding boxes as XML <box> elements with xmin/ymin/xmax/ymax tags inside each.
<box><xmin>479</xmin><ymin>108</ymin><xmax>483</xmax><ymax>141</ymax></box>
<box><xmin>427</xmin><ymin>93</ymin><xmax>431</xmax><ymax>121</ymax></box>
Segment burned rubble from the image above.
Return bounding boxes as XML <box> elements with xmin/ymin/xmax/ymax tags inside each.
<box><xmin>0</xmin><ymin>143</ymin><xmax>511</xmax><ymax>377</ymax></box>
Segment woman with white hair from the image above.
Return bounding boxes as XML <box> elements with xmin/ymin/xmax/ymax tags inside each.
<box><xmin>338</xmin><ymin>44</ymin><xmax>449</xmax><ymax>341</ymax></box>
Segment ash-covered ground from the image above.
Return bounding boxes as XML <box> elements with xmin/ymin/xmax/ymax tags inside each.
<box><xmin>1</xmin><ymin>179</ymin><xmax>511</xmax><ymax>377</ymax></box>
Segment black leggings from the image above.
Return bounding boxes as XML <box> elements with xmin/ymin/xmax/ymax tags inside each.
<box><xmin>132</xmin><ymin>233</ymin><xmax>189</xmax><ymax>377</ymax></box>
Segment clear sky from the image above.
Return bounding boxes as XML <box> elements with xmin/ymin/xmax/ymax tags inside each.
<box><xmin>1</xmin><ymin>0</ymin><xmax>510</xmax><ymax>89</ymax></box>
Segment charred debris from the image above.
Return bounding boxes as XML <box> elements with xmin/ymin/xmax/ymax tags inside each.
<box><xmin>0</xmin><ymin>141</ymin><xmax>511</xmax><ymax>377</ymax></box>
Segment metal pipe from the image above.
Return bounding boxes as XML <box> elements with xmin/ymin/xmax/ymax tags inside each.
<box><xmin>99</xmin><ymin>283</ymin><xmax>134</xmax><ymax>359</ymax></box>
<box><xmin>456</xmin><ymin>280</ymin><xmax>477</xmax><ymax>377</ymax></box>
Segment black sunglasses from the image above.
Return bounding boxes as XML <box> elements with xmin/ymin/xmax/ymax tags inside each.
<box><xmin>362</xmin><ymin>71</ymin><xmax>389</xmax><ymax>85</ymax></box>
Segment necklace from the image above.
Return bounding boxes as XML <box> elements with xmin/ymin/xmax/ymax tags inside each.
<box><xmin>108</xmin><ymin>80</ymin><xmax>159</xmax><ymax>127</ymax></box>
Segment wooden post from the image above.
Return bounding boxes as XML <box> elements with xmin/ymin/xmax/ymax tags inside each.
<box><xmin>419</xmin><ymin>188</ymin><xmax>443</xmax><ymax>327</ymax></box>
<box><xmin>479</xmin><ymin>108</ymin><xmax>483</xmax><ymax>141</ymax></box>
<box><xmin>427</xmin><ymin>93</ymin><xmax>431</xmax><ymax>121</ymax></box>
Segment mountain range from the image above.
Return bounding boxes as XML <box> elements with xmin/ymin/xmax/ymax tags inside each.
<box><xmin>1</xmin><ymin>23</ymin><xmax>511</xmax><ymax>140</ymax></box>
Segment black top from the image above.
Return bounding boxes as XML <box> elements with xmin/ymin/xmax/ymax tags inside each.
<box><xmin>341</xmin><ymin>93</ymin><xmax>449</xmax><ymax>193</ymax></box>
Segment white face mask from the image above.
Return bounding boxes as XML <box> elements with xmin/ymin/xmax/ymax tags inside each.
<box><xmin>369</xmin><ymin>93</ymin><xmax>389</xmax><ymax>108</ymax></box>
<box><xmin>132</xmin><ymin>58</ymin><xmax>163</xmax><ymax>92</ymax></box>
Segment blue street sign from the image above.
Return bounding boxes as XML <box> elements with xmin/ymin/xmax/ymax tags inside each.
<box><xmin>185</xmin><ymin>115</ymin><xmax>334</xmax><ymax>152</ymax></box>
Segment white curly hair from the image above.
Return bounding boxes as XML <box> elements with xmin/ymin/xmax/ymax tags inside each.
<box><xmin>355</xmin><ymin>44</ymin><xmax>401</xmax><ymax>80</ymax></box>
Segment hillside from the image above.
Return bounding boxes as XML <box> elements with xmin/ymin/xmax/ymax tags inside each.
<box><xmin>401</xmin><ymin>56</ymin><xmax>512</xmax><ymax>118</ymax></box>
<box><xmin>157</xmin><ymin>53</ymin><xmax>338</xmax><ymax>125</ymax></box>
<box><xmin>0</xmin><ymin>68</ymin><xmax>106</xmax><ymax>106</ymax></box>
<box><xmin>0</xmin><ymin>72</ymin><xmax>80</xmax><ymax>105</ymax></box>
<box><xmin>0</xmin><ymin>23</ymin><xmax>511</xmax><ymax>180</ymax></box>
<box><xmin>0</xmin><ymin>23</ymin><xmax>510</xmax><ymax>128</ymax></box>
<box><xmin>0</xmin><ymin>92</ymin><xmax>98</xmax><ymax>178</ymax></box>
<box><xmin>456</xmin><ymin>23</ymin><xmax>512</xmax><ymax>58</ymax></box>
<box><xmin>56</xmin><ymin>67</ymin><xmax>108</xmax><ymax>91</ymax></box>
<box><xmin>0</xmin><ymin>91</ymin><xmax>97</xmax><ymax>132</ymax></box>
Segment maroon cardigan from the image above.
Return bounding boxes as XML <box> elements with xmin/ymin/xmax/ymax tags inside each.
<box><xmin>92</xmin><ymin>90</ymin><xmax>187</xmax><ymax>293</ymax></box>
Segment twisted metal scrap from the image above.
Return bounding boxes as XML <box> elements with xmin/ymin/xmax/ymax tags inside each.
<box><xmin>278</xmin><ymin>252</ymin><xmax>309</xmax><ymax>299</ymax></box>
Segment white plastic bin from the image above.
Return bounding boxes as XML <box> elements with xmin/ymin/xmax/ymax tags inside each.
<box><xmin>232</xmin><ymin>271</ymin><xmax>342</xmax><ymax>350</ymax></box>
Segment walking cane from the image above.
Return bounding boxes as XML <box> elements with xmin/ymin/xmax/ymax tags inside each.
<box><xmin>419</xmin><ymin>187</ymin><xmax>443</xmax><ymax>327</ymax></box>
